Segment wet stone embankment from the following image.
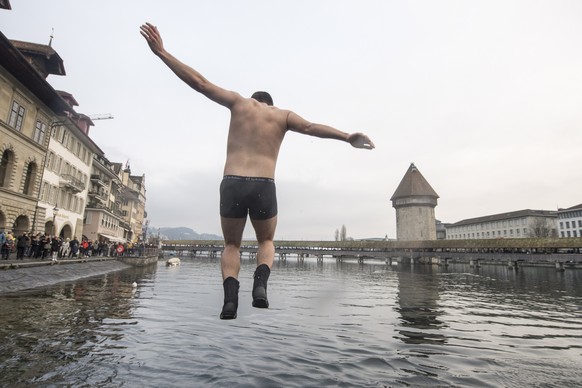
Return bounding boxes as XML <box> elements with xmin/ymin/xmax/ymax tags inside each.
<box><xmin>0</xmin><ymin>258</ymin><xmax>132</xmax><ymax>294</ymax></box>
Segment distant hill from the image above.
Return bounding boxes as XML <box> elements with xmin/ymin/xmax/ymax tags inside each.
<box><xmin>152</xmin><ymin>227</ymin><xmax>221</xmax><ymax>241</ymax></box>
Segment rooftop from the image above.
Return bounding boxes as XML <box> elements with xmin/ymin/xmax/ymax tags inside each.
<box><xmin>391</xmin><ymin>163</ymin><xmax>439</xmax><ymax>200</ymax></box>
<box><xmin>450</xmin><ymin>209</ymin><xmax>557</xmax><ymax>227</ymax></box>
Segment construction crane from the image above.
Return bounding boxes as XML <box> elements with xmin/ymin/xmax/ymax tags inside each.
<box><xmin>88</xmin><ymin>114</ymin><xmax>114</xmax><ymax>121</ymax></box>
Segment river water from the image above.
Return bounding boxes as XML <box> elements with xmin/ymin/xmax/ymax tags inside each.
<box><xmin>0</xmin><ymin>256</ymin><xmax>581</xmax><ymax>387</ymax></box>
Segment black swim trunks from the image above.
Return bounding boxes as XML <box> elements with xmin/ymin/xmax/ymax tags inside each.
<box><xmin>220</xmin><ymin>175</ymin><xmax>278</xmax><ymax>220</ymax></box>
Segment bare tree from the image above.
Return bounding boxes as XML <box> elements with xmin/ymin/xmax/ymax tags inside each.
<box><xmin>340</xmin><ymin>225</ymin><xmax>347</xmax><ymax>241</ymax></box>
<box><xmin>528</xmin><ymin>219</ymin><xmax>558</xmax><ymax>238</ymax></box>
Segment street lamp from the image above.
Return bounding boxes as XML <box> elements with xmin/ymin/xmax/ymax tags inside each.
<box><xmin>52</xmin><ymin>204</ymin><xmax>59</xmax><ymax>236</ymax></box>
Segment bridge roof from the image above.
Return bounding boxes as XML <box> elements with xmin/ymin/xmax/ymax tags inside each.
<box><xmin>163</xmin><ymin>237</ymin><xmax>582</xmax><ymax>250</ymax></box>
<box><xmin>391</xmin><ymin>163</ymin><xmax>439</xmax><ymax>200</ymax></box>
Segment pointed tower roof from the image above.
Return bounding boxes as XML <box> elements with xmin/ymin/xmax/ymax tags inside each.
<box><xmin>391</xmin><ymin>163</ymin><xmax>439</xmax><ymax>201</ymax></box>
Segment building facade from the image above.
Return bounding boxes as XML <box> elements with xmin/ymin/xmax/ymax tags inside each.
<box><xmin>0</xmin><ymin>32</ymin><xmax>73</xmax><ymax>235</ymax></box>
<box><xmin>391</xmin><ymin>163</ymin><xmax>439</xmax><ymax>241</ymax></box>
<box><xmin>446</xmin><ymin>209</ymin><xmax>558</xmax><ymax>239</ymax></box>
<box><xmin>557</xmin><ymin>204</ymin><xmax>582</xmax><ymax>238</ymax></box>
<box><xmin>39</xmin><ymin>111</ymin><xmax>102</xmax><ymax>239</ymax></box>
<box><xmin>7</xmin><ymin>39</ymin><xmax>103</xmax><ymax>240</ymax></box>
<box><xmin>119</xmin><ymin>166</ymin><xmax>146</xmax><ymax>243</ymax></box>
<box><xmin>83</xmin><ymin>154</ymin><xmax>127</xmax><ymax>243</ymax></box>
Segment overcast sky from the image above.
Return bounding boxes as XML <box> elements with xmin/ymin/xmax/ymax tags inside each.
<box><xmin>2</xmin><ymin>1</ymin><xmax>581</xmax><ymax>240</ymax></box>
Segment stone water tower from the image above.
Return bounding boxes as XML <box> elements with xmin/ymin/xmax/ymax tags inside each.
<box><xmin>391</xmin><ymin>163</ymin><xmax>439</xmax><ymax>241</ymax></box>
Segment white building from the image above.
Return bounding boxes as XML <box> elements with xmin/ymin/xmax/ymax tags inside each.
<box><xmin>446</xmin><ymin>209</ymin><xmax>558</xmax><ymax>240</ymax></box>
<box><xmin>40</xmin><ymin>109</ymin><xmax>101</xmax><ymax>239</ymax></box>
<box><xmin>557</xmin><ymin>204</ymin><xmax>582</xmax><ymax>238</ymax></box>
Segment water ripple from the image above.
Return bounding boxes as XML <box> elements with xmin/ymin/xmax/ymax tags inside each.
<box><xmin>1</xmin><ymin>259</ymin><xmax>582</xmax><ymax>387</ymax></box>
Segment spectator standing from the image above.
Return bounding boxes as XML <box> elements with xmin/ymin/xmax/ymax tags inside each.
<box><xmin>70</xmin><ymin>237</ymin><xmax>79</xmax><ymax>258</ymax></box>
<box><xmin>30</xmin><ymin>233</ymin><xmax>41</xmax><ymax>258</ymax></box>
<box><xmin>42</xmin><ymin>235</ymin><xmax>51</xmax><ymax>259</ymax></box>
<box><xmin>50</xmin><ymin>236</ymin><xmax>61</xmax><ymax>262</ymax></box>
<box><xmin>4</xmin><ymin>232</ymin><xmax>15</xmax><ymax>260</ymax></box>
<box><xmin>61</xmin><ymin>238</ymin><xmax>71</xmax><ymax>258</ymax></box>
<box><xmin>16</xmin><ymin>232</ymin><xmax>30</xmax><ymax>260</ymax></box>
<box><xmin>0</xmin><ymin>230</ymin><xmax>7</xmax><ymax>260</ymax></box>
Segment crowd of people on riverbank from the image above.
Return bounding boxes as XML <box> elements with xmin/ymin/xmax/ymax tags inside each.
<box><xmin>0</xmin><ymin>229</ymin><xmax>144</xmax><ymax>262</ymax></box>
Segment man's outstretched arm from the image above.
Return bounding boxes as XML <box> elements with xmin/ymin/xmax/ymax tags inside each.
<box><xmin>286</xmin><ymin>112</ymin><xmax>375</xmax><ymax>150</ymax></box>
<box><xmin>140</xmin><ymin>22</ymin><xmax>240</xmax><ymax>108</ymax></box>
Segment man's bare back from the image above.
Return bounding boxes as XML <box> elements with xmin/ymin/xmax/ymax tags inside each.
<box><xmin>225</xmin><ymin>98</ymin><xmax>288</xmax><ymax>178</ymax></box>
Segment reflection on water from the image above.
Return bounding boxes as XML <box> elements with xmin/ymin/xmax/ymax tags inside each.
<box><xmin>396</xmin><ymin>265</ymin><xmax>447</xmax><ymax>345</ymax></box>
<box><xmin>0</xmin><ymin>258</ymin><xmax>581</xmax><ymax>387</ymax></box>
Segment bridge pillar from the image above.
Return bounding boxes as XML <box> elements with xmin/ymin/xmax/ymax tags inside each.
<box><xmin>555</xmin><ymin>261</ymin><xmax>565</xmax><ymax>271</ymax></box>
<box><xmin>316</xmin><ymin>254</ymin><xmax>323</xmax><ymax>263</ymax></box>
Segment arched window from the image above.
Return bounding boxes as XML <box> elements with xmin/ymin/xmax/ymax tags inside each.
<box><xmin>0</xmin><ymin>150</ymin><xmax>14</xmax><ymax>188</ymax></box>
<box><xmin>23</xmin><ymin>162</ymin><xmax>37</xmax><ymax>195</ymax></box>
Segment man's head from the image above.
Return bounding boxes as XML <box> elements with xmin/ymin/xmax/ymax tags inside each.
<box><xmin>251</xmin><ymin>91</ymin><xmax>273</xmax><ymax>106</ymax></box>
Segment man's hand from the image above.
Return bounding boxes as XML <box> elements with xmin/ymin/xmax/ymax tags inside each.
<box><xmin>348</xmin><ymin>133</ymin><xmax>375</xmax><ymax>150</ymax></box>
<box><xmin>140</xmin><ymin>22</ymin><xmax>164</xmax><ymax>56</ymax></box>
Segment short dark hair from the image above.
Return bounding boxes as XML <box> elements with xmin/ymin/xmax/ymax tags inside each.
<box><xmin>251</xmin><ymin>91</ymin><xmax>273</xmax><ymax>106</ymax></box>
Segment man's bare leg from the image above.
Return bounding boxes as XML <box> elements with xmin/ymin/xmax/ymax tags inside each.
<box><xmin>220</xmin><ymin>217</ymin><xmax>247</xmax><ymax>279</ymax></box>
<box><xmin>219</xmin><ymin>217</ymin><xmax>247</xmax><ymax>319</ymax></box>
<box><xmin>250</xmin><ymin>216</ymin><xmax>277</xmax><ymax>308</ymax></box>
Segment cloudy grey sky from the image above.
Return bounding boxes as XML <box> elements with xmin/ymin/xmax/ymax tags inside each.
<box><xmin>2</xmin><ymin>1</ymin><xmax>581</xmax><ymax>240</ymax></box>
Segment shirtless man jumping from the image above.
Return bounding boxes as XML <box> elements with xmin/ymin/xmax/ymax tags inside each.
<box><xmin>140</xmin><ymin>22</ymin><xmax>375</xmax><ymax>319</ymax></box>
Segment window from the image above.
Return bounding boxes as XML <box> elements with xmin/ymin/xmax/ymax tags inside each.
<box><xmin>42</xmin><ymin>182</ymin><xmax>49</xmax><ymax>201</ymax></box>
<box><xmin>55</xmin><ymin>157</ymin><xmax>62</xmax><ymax>174</ymax></box>
<box><xmin>0</xmin><ymin>149</ymin><xmax>14</xmax><ymax>187</ymax></box>
<box><xmin>33</xmin><ymin>120</ymin><xmax>47</xmax><ymax>145</ymax></box>
<box><xmin>8</xmin><ymin>101</ymin><xmax>25</xmax><ymax>131</ymax></box>
<box><xmin>23</xmin><ymin>162</ymin><xmax>37</xmax><ymax>195</ymax></box>
<box><xmin>59</xmin><ymin>129</ymin><xmax>68</xmax><ymax>145</ymax></box>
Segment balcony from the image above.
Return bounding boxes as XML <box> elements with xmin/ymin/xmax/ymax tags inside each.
<box><xmin>90</xmin><ymin>174</ymin><xmax>108</xmax><ymax>187</ymax></box>
<box><xmin>59</xmin><ymin>174</ymin><xmax>85</xmax><ymax>193</ymax></box>
<box><xmin>88</xmin><ymin>189</ymin><xmax>108</xmax><ymax>205</ymax></box>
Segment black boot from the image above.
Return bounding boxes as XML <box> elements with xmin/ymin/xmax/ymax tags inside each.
<box><xmin>252</xmin><ymin>264</ymin><xmax>270</xmax><ymax>308</ymax></box>
<box><xmin>220</xmin><ymin>277</ymin><xmax>239</xmax><ymax>320</ymax></box>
